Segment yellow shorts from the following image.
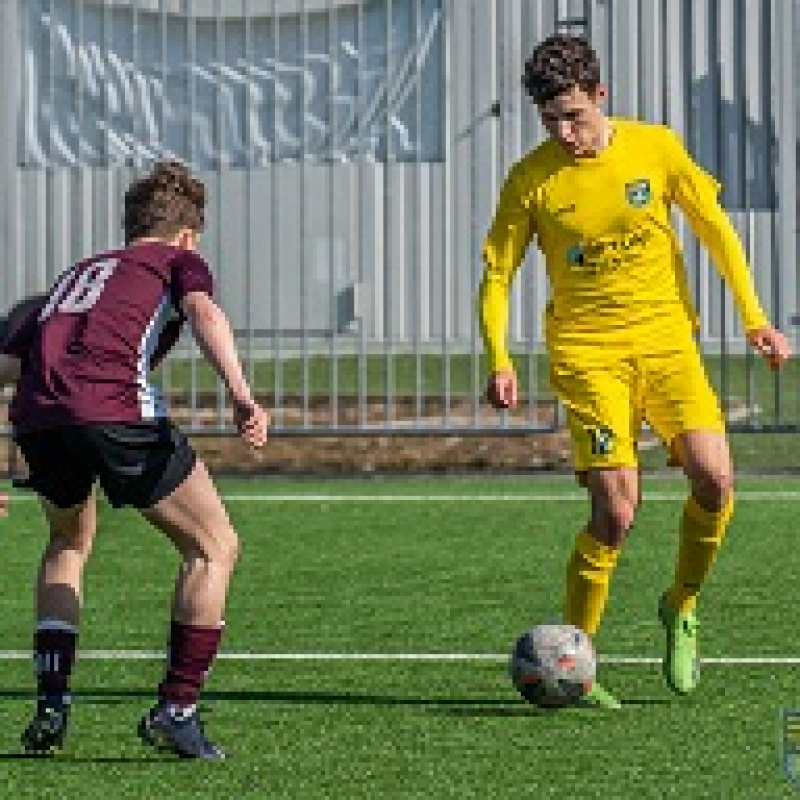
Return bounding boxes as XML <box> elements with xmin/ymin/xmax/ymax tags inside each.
<box><xmin>550</xmin><ymin>342</ymin><xmax>725</xmax><ymax>472</ymax></box>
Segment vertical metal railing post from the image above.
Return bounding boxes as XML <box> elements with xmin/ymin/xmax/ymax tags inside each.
<box><xmin>244</xmin><ymin>0</ymin><xmax>255</xmax><ymax>395</ymax></box>
<box><xmin>357</xmin><ymin>0</ymin><xmax>367</xmax><ymax>429</ymax></box>
<box><xmin>442</xmin><ymin>0</ymin><xmax>452</xmax><ymax>429</ymax></box>
<box><xmin>271</xmin><ymin>0</ymin><xmax>283</xmax><ymax>430</ymax></box>
<box><xmin>384</xmin><ymin>0</ymin><xmax>394</xmax><ymax>427</ymax></box>
<box><xmin>772</xmin><ymin>0</ymin><xmax>797</xmax><ymax>424</ymax></box>
<box><xmin>413</xmin><ymin>0</ymin><xmax>423</xmax><ymax>427</ymax></box>
<box><xmin>469</xmin><ymin>0</ymin><xmax>479</xmax><ymax>428</ymax></box>
<box><xmin>766</xmin><ymin>0</ymin><xmax>780</xmax><ymax>424</ymax></box>
<box><xmin>301</xmin><ymin>0</ymin><xmax>311</xmax><ymax>429</ymax></box>
<box><xmin>328</xmin><ymin>0</ymin><xmax>339</xmax><ymax>429</ymax></box>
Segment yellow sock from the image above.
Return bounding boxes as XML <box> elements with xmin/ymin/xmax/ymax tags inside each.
<box><xmin>666</xmin><ymin>493</ymin><xmax>734</xmax><ymax>615</ymax></box>
<box><xmin>564</xmin><ymin>527</ymin><xmax>620</xmax><ymax>636</ymax></box>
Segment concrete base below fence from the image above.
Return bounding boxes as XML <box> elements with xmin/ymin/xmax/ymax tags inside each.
<box><xmin>0</xmin><ymin>400</ymin><xmax>760</xmax><ymax>477</ymax></box>
<box><xmin>0</xmin><ymin>426</ymin><xmax>580</xmax><ymax>477</ymax></box>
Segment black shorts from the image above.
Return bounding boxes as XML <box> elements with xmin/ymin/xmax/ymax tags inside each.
<box><xmin>14</xmin><ymin>419</ymin><xmax>197</xmax><ymax>510</ymax></box>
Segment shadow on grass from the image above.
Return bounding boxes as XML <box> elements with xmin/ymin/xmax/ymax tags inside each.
<box><xmin>432</xmin><ymin>705</ymin><xmax>553</xmax><ymax>718</ymax></box>
<box><xmin>620</xmin><ymin>697</ymin><xmax>674</xmax><ymax>706</ymax></box>
<box><xmin>0</xmin><ymin>686</ymin><xmax>528</xmax><ymax>710</ymax></box>
<box><xmin>0</xmin><ymin>752</ymin><xmax>174</xmax><ymax>763</ymax></box>
<box><xmin>0</xmin><ymin>688</ymin><xmax>677</xmax><ymax>717</ymax></box>
<box><xmin>433</xmin><ymin>696</ymin><xmax>673</xmax><ymax>717</ymax></box>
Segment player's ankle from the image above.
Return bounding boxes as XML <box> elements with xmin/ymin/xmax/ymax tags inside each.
<box><xmin>159</xmin><ymin>701</ymin><xmax>198</xmax><ymax>720</ymax></box>
<box><xmin>36</xmin><ymin>691</ymin><xmax>71</xmax><ymax>717</ymax></box>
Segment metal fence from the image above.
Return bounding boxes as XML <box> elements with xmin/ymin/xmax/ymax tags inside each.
<box><xmin>0</xmin><ymin>0</ymin><xmax>797</xmax><ymax>435</ymax></box>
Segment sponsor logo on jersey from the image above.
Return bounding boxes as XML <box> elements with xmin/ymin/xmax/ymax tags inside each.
<box><xmin>590</xmin><ymin>425</ymin><xmax>615</xmax><ymax>457</ymax></box>
<box><xmin>567</xmin><ymin>228</ymin><xmax>652</xmax><ymax>273</ymax></box>
<box><xmin>625</xmin><ymin>178</ymin><xmax>651</xmax><ymax>208</ymax></box>
<box><xmin>566</xmin><ymin>243</ymin><xmax>584</xmax><ymax>265</ymax></box>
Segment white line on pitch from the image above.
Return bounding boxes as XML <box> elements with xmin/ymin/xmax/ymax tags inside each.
<box><xmin>0</xmin><ymin>651</ymin><xmax>798</xmax><ymax>664</ymax></box>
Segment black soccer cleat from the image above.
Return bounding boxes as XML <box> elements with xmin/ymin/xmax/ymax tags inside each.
<box><xmin>137</xmin><ymin>704</ymin><xmax>225</xmax><ymax>760</ymax></box>
<box><xmin>21</xmin><ymin>693</ymin><xmax>71</xmax><ymax>755</ymax></box>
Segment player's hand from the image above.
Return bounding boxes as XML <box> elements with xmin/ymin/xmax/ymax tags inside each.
<box><xmin>0</xmin><ymin>492</ymin><xmax>8</xmax><ymax>517</ymax></box>
<box><xmin>486</xmin><ymin>369</ymin><xmax>518</xmax><ymax>410</ymax></box>
<box><xmin>747</xmin><ymin>325</ymin><xmax>792</xmax><ymax>370</ymax></box>
<box><xmin>233</xmin><ymin>401</ymin><xmax>270</xmax><ymax>448</ymax></box>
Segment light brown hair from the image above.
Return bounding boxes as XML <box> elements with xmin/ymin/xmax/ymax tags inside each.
<box><xmin>123</xmin><ymin>161</ymin><xmax>206</xmax><ymax>245</ymax></box>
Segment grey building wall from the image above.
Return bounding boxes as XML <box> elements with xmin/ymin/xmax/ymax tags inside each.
<box><xmin>0</xmin><ymin>0</ymin><xmax>797</xmax><ymax>358</ymax></box>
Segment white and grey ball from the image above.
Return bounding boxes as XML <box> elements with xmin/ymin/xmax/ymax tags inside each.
<box><xmin>509</xmin><ymin>623</ymin><xmax>596</xmax><ymax>709</ymax></box>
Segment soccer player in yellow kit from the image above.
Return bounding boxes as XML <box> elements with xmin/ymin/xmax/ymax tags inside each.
<box><xmin>480</xmin><ymin>34</ymin><xmax>791</xmax><ymax>707</ymax></box>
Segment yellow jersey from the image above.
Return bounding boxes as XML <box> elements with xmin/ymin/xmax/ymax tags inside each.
<box><xmin>479</xmin><ymin>118</ymin><xmax>768</xmax><ymax>372</ymax></box>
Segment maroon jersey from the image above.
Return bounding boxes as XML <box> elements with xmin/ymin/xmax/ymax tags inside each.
<box><xmin>2</xmin><ymin>242</ymin><xmax>213</xmax><ymax>432</ymax></box>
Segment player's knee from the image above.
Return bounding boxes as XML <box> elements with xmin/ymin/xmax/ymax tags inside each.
<box><xmin>225</xmin><ymin>527</ymin><xmax>241</xmax><ymax>568</ymax></box>
<box><xmin>692</xmin><ymin>465</ymin><xmax>733</xmax><ymax>508</ymax></box>
<box><xmin>592</xmin><ymin>497</ymin><xmax>636</xmax><ymax>548</ymax></box>
<box><xmin>607</xmin><ymin>498</ymin><xmax>637</xmax><ymax>537</ymax></box>
<box><xmin>210</xmin><ymin>524</ymin><xmax>240</xmax><ymax>571</ymax></box>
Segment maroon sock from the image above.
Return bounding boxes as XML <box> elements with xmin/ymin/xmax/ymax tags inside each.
<box><xmin>158</xmin><ymin>620</ymin><xmax>223</xmax><ymax>708</ymax></box>
<box><xmin>34</xmin><ymin>620</ymin><xmax>78</xmax><ymax>696</ymax></box>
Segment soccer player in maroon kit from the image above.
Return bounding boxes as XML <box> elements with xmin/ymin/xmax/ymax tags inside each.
<box><xmin>0</xmin><ymin>161</ymin><xmax>269</xmax><ymax>759</ymax></box>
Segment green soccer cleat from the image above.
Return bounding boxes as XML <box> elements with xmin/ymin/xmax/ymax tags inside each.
<box><xmin>580</xmin><ymin>682</ymin><xmax>621</xmax><ymax>710</ymax></box>
<box><xmin>658</xmin><ymin>592</ymin><xmax>699</xmax><ymax>695</ymax></box>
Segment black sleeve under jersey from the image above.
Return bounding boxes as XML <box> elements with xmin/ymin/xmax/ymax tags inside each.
<box><xmin>1</xmin><ymin>294</ymin><xmax>48</xmax><ymax>368</ymax></box>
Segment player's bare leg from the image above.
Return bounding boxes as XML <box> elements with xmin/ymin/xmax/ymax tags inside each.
<box><xmin>566</xmin><ymin>467</ymin><xmax>639</xmax><ymax>709</ymax></box>
<box><xmin>659</xmin><ymin>430</ymin><xmax>733</xmax><ymax>694</ymax></box>
<box><xmin>137</xmin><ymin>459</ymin><xmax>239</xmax><ymax>759</ymax></box>
<box><xmin>142</xmin><ymin>459</ymin><xmax>239</xmax><ymax>625</ymax></box>
<box><xmin>585</xmin><ymin>467</ymin><xmax>640</xmax><ymax>548</ymax></box>
<box><xmin>676</xmin><ymin>430</ymin><xmax>733</xmax><ymax>513</ymax></box>
<box><xmin>36</xmin><ymin>493</ymin><xmax>96</xmax><ymax>624</ymax></box>
<box><xmin>23</xmin><ymin>492</ymin><xmax>96</xmax><ymax>754</ymax></box>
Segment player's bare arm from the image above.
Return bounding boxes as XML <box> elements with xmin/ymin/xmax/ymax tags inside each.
<box><xmin>181</xmin><ymin>290</ymin><xmax>269</xmax><ymax>447</ymax></box>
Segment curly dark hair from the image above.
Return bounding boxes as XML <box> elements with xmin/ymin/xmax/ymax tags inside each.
<box><xmin>522</xmin><ymin>34</ymin><xmax>600</xmax><ymax>105</ymax></box>
<box><xmin>123</xmin><ymin>161</ymin><xmax>206</xmax><ymax>244</ymax></box>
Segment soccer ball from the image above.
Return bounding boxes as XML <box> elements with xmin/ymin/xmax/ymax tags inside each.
<box><xmin>509</xmin><ymin>623</ymin><xmax>596</xmax><ymax>709</ymax></box>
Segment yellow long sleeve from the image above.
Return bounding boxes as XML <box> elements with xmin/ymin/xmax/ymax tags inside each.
<box><xmin>667</xmin><ymin>131</ymin><xmax>768</xmax><ymax>332</ymax></box>
<box><xmin>479</xmin><ymin>167</ymin><xmax>535</xmax><ymax>373</ymax></box>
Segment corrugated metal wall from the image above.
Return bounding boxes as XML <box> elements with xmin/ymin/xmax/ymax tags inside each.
<box><xmin>0</xmin><ymin>0</ymin><xmax>797</xmax><ymax>432</ymax></box>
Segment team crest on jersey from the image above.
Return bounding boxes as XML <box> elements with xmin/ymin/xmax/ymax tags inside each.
<box><xmin>566</xmin><ymin>243</ymin><xmax>584</xmax><ymax>265</ymax></box>
<box><xmin>625</xmin><ymin>178</ymin><xmax>651</xmax><ymax>208</ymax></box>
<box><xmin>590</xmin><ymin>426</ymin><xmax>615</xmax><ymax>457</ymax></box>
